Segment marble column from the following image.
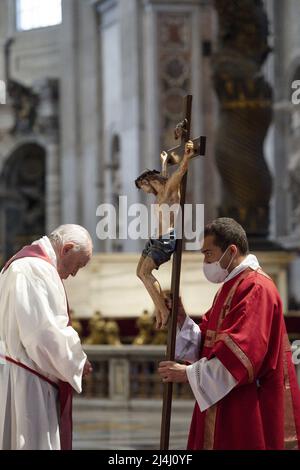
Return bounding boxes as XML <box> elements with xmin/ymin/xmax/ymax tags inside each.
<box><xmin>34</xmin><ymin>78</ymin><xmax>61</xmax><ymax>233</ymax></box>
<box><xmin>60</xmin><ymin>0</ymin><xmax>81</xmax><ymax>226</ymax></box>
<box><xmin>142</xmin><ymin>0</ymin><xmax>208</xmax><ymax>206</ymax></box>
<box><xmin>60</xmin><ymin>0</ymin><xmax>102</xmax><ymax>250</ymax></box>
<box><xmin>271</xmin><ymin>0</ymin><xmax>300</xmax><ymax>309</ymax></box>
<box><xmin>95</xmin><ymin>0</ymin><xmax>142</xmax><ymax>252</ymax></box>
<box><xmin>78</xmin><ymin>0</ymin><xmax>103</xmax><ymax>251</ymax></box>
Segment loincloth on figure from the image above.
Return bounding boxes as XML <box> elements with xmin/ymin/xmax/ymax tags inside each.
<box><xmin>142</xmin><ymin>229</ymin><xmax>176</xmax><ymax>269</ymax></box>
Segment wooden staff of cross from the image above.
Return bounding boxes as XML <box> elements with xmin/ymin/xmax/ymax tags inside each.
<box><xmin>160</xmin><ymin>95</ymin><xmax>206</xmax><ymax>450</ymax></box>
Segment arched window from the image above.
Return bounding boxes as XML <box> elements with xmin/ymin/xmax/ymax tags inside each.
<box><xmin>16</xmin><ymin>0</ymin><xmax>62</xmax><ymax>31</ymax></box>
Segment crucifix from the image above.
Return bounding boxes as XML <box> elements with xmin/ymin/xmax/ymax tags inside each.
<box><xmin>159</xmin><ymin>95</ymin><xmax>206</xmax><ymax>450</ymax></box>
<box><xmin>135</xmin><ymin>94</ymin><xmax>205</xmax><ymax>447</ymax></box>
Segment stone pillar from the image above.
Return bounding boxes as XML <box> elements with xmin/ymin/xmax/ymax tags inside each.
<box><xmin>142</xmin><ymin>0</ymin><xmax>209</xmax><ymax>211</ymax></box>
<box><xmin>95</xmin><ymin>0</ymin><xmax>122</xmax><ymax>252</ymax></box>
<box><xmin>271</xmin><ymin>0</ymin><xmax>290</xmax><ymax>240</ymax></box>
<box><xmin>34</xmin><ymin>79</ymin><xmax>61</xmax><ymax>233</ymax></box>
<box><xmin>77</xmin><ymin>0</ymin><xmax>102</xmax><ymax>251</ymax></box>
<box><xmin>60</xmin><ymin>0</ymin><xmax>81</xmax><ymax>225</ymax></box>
<box><xmin>119</xmin><ymin>0</ymin><xmax>143</xmax><ymax>252</ymax></box>
<box><xmin>200</xmin><ymin>3</ymin><xmax>220</xmax><ymax>223</ymax></box>
<box><xmin>271</xmin><ymin>1</ymin><xmax>300</xmax><ymax>310</ymax></box>
<box><xmin>60</xmin><ymin>0</ymin><xmax>102</xmax><ymax>250</ymax></box>
<box><xmin>96</xmin><ymin>0</ymin><xmax>142</xmax><ymax>252</ymax></box>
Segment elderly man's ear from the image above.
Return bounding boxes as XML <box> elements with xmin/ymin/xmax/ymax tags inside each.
<box><xmin>62</xmin><ymin>243</ymin><xmax>75</xmax><ymax>255</ymax></box>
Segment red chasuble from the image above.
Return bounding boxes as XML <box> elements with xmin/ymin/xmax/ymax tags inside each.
<box><xmin>3</xmin><ymin>244</ymin><xmax>73</xmax><ymax>450</ymax></box>
<box><xmin>187</xmin><ymin>268</ymin><xmax>300</xmax><ymax>450</ymax></box>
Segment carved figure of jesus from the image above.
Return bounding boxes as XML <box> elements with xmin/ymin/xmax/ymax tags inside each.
<box><xmin>135</xmin><ymin>140</ymin><xmax>195</xmax><ymax>329</ymax></box>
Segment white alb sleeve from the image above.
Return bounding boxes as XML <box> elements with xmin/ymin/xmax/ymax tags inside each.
<box><xmin>186</xmin><ymin>357</ymin><xmax>237</xmax><ymax>411</ymax></box>
<box><xmin>175</xmin><ymin>316</ymin><xmax>201</xmax><ymax>363</ymax></box>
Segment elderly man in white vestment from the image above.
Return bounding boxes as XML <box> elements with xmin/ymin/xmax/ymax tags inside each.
<box><xmin>0</xmin><ymin>224</ymin><xmax>93</xmax><ymax>450</ymax></box>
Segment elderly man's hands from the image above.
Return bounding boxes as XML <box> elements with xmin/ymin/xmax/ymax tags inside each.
<box><xmin>158</xmin><ymin>361</ymin><xmax>188</xmax><ymax>383</ymax></box>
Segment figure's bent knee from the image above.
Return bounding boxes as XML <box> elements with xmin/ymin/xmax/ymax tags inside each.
<box><xmin>140</xmin><ymin>270</ymin><xmax>152</xmax><ymax>281</ymax></box>
<box><xmin>136</xmin><ymin>267</ymin><xmax>142</xmax><ymax>279</ymax></box>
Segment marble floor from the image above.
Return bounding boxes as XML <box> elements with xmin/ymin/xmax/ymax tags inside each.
<box><xmin>73</xmin><ymin>400</ymin><xmax>194</xmax><ymax>450</ymax></box>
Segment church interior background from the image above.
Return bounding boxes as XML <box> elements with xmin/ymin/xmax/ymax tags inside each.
<box><xmin>0</xmin><ymin>0</ymin><xmax>300</xmax><ymax>449</ymax></box>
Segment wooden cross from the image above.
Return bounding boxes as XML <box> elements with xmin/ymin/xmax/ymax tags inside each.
<box><xmin>160</xmin><ymin>95</ymin><xmax>206</xmax><ymax>450</ymax></box>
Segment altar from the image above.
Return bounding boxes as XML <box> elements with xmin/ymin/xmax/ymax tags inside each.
<box><xmin>64</xmin><ymin>251</ymin><xmax>294</xmax><ymax>319</ymax></box>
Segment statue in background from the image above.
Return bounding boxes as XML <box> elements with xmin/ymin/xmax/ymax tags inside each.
<box><xmin>133</xmin><ymin>310</ymin><xmax>154</xmax><ymax>345</ymax></box>
<box><xmin>105</xmin><ymin>320</ymin><xmax>121</xmax><ymax>346</ymax></box>
<box><xmin>151</xmin><ymin>328</ymin><xmax>167</xmax><ymax>345</ymax></box>
<box><xmin>4</xmin><ymin>38</ymin><xmax>39</xmax><ymax>135</ymax></box>
<box><xmin>84</xmin><ymin>310</ymin><xmax>106</xmax><ymax>345</ymax></box>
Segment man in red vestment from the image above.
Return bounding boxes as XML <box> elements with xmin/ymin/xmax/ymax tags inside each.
<box><xmin>158</xmin><ymin>217</ymin><xmax>300</xmax><ymax>449</ymax></box>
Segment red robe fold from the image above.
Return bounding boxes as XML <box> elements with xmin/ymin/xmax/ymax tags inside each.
<box><xmin>187</xmin><ymin>269</ymin><xmax>300</xmax><ymax>450</ymax></box>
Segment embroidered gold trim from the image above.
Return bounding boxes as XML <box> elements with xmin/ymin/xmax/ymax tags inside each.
<box><xmin>216</xmin><ymin>333</ymin><xmax>254</xmax><ymax>383</ymax></box>
<box><xmin>204</xmin><ymin>329</ymin><xmax>216</xmax><ymax>348</ymax></box>
<box><xmin>202</xmin><ymin>268</ymin><xmax>255</xmax><ymax>449</ymax></box>
<box><xmin>203</xmin><ymin>404</ymin><xmax>217</xmax><ymax>449</ymax></box>
<box><xmin>284</xmin><ymin>333</ymin><xmax>292</xmax><ymax>352</ymax></box>
<box><xmin>257</xmin><ymin>267</ymin><xmax>272</xmax><ymax>281</ymax></box>
<box><xmin>217</xmin><ymin>268</ymin><xmax>252</xmax><ymax>330</ymax></box>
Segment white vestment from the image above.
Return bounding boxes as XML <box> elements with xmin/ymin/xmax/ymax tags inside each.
<box><xmin>175</xmin><ymin>254</ymin><xmax>260</xmax><ymax>411</ymax></box>
<box><xmin>0</xmin><ymin>237</ymin><xmax>87</xmax><ymax>450</ymax></box>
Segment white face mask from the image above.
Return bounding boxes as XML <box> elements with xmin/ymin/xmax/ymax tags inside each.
<box><xmin>203</xmin><ymin>247</ymin><xmax>236</xmax><ymax>284</ymax></box>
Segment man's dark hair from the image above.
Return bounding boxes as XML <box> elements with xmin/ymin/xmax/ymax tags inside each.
<box><xmin>204</xmin><ymin>217</ymin><xmax>249</xmax><ymax>255</ymax></box>
<box><xmin>135</xmin><ymin>169</ymin><xmax>167</xmax><ymax>189</ymax></box>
